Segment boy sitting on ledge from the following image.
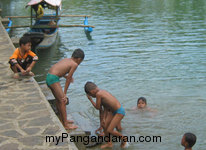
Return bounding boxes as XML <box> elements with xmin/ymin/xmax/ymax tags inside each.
<box><xmin>9</xmin><ymin>36</ymin><xmax>38</xmax><ymax>79</ymax></box>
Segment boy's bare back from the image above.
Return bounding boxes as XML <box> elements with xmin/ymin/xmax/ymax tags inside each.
<box><xmin>49</xmin><ymin>58</ymin><xmax>78</xmax><ymax>77</ymax></box>
<box><xmin>97</xmin><ymin>90</ymin><xmax>121</xmax><ymax>112</ymax></box>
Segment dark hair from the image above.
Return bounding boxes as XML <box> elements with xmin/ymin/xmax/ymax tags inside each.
<box><xmin>72</xmin><ymin>48</ymin><xmax>85</xmax><ymax>60</ymax></box>
<box><xmin>19</xmin><ymin>36</ymin><xmax>31</xmax><ymax>46</ymax></box>
<box><xmin>137</xmin><ymin>97</ymin><xmax>147</xmax><ymax>105</ymax></box>
<box><xmin>184</xmin><ymin>133</ymin><xmax>196</xmax><ymax>148</ymax></box>
<box><xmin>84</xmin><ymin>81</ymin><xmax>97</xmax><ymax>94</ymax></box>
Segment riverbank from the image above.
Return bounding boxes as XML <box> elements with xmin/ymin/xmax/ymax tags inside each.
<box><xmin>0</xmin><ymin>20</ymin><xmax>78</xmax><ymax>150</ymax></box>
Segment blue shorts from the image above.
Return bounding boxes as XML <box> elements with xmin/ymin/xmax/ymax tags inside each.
<box><xmin>113</xmin><ymin>105</ymin><xmax>125</xmax><ymax>116</ymax></box>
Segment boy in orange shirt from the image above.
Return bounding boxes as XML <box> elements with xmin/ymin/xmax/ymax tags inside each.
<box><xmin>9</xmin><ymin>36</ymin><xmax>38</xmax><ymax>79</ymax></box>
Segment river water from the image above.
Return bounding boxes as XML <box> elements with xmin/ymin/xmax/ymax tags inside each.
<box><xmin>1</xmin><ymin>0</ymin><xmax>206</xmax><ymax>149</ymax></box>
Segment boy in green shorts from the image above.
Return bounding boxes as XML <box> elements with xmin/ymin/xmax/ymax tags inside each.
<box><xmin>46</xmin><ymin>49</ymin><xmax>84</xmax><ymax>130</ymax></box>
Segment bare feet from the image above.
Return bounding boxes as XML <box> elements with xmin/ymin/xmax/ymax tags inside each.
<box><xmin>100</xmin><ymin>143</ymin><xmax>113</xmax><ymax>149</ymax></box>
<box><xmin>22</xmin><ymin>71</ymin><xmax>34</xmax><ymax>76</ymax></box>
<box><xmin>13</xmin><ymin>73</ymin><xmax>20</xmax><ymax>79</ymax></box>
<box><xmin>95</xmin><ymin>127</ymin><xmax>104</xmax><ymax>135</ymax></box>
<box><xmin>66</xmin><ymin>119</ymin><xmax>74</xmax><ymax>124</ymax></box>
<box><xmin>121</xmin><ymin>142</ymin><xmax>129</xmax><ymax>148</ymax></box>
<box><xmin>64</xmin><ymin>124</ymin><xmax>78</xmax><ymax>130</ymax></box>
<box><xmin>98</xmin><ymin>131</ymin><xmax>105</xmax><ymax>137</ymax></box>
<box><xmin>28</xmin><ymin>71</ymin><xmax>34</xmax><ymax>76</ymax></box>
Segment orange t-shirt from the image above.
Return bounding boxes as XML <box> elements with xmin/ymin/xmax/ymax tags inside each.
<box><xmin>9</xmin><ymin>48</ymin><xmax>38</xmax><ymax>61</ymax></box>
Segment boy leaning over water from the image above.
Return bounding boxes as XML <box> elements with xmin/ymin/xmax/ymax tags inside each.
<box><xmin>84</xmin><ymin>81</ymin><xmax>128</xmax><ymax>149</ymax></box>
<box><xmin>46</xmin><ymin>49</ymin><xmax>84</xmax><ymax>130</ymax></box>
<box><xmin>9</xmin><ymin>36</ymin><xmax>38</xmax><ymax>79</ymax></box>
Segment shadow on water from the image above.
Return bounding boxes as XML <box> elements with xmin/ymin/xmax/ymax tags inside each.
<box><xmin>33</xmin><ymin>34</ymin><xmax>64</xmax><ymax>84</ymax></box>
<box><xmin>85</xmin><ymin>31</ymin><xmax>92</xmax><ymax>41</ymax></box>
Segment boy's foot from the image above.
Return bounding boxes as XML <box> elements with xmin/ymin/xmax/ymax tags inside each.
<box><xmin>96</xmin><ymin>130</ymin><xmax>104</xmax><ymax>136</ymax></box>
<box><xmin>13</xmin><ymin>73</ymin><xmax>20</xmax><ymax>79</ymax></box>
<box><xmin>121</xmin><ymin>142</ymin><xmax>129</xmax><ymax>148</ymax></box>
<box><xmin>95</xmin><ymin>127</ymin><xmax>103</xmax><ymax>134</ymax></box>
<box><xmin>100</xmin><ymin>143</ymin><xmax>113</xmax><ymax>149</ymax></box>
<box><xmin>28</xmin><ymin>71</ymin><xmax>34</xmax><ymax>76</ymax></box>
<box><xmin>98</xmin><ymin>132</ymin><xmax>105</xmax><ymax>137</ymax></box>
<box><xmin>66</xmin><ymin>119</ymin><xmax>74</xmax><ymax>124</ymax></box>
<box><xmin>64</xmin><ymin>124</ymin><xmax>78</xmax><ymax>130</ymax></box>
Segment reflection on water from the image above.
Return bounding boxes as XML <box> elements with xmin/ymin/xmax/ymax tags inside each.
<box><xmin>2</xmin><ymin>0</ymin><xmax>206</xmax><ymax>149</ymax></box>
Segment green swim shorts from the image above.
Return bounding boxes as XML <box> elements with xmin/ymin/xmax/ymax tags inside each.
<box><xmin>46</xmin><ymin>73</ymin><xmax>60</xmax><ymax>86</ymax></box>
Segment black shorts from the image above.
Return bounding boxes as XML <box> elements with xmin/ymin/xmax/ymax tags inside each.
<box><xmin>9</xmin><ymin>55</ymin><xmax>33</xmax><ymax>72</ymax></box>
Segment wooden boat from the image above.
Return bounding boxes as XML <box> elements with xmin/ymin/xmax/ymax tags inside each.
<box><xmin>24</xmin><ymin>0</ymin><xmax>62</xmax><ymax>50</ymax></box>
<box><xmin>5</xmin><ymin>0</ymin><xmax>95</xmax><ymax>50</ymax></box>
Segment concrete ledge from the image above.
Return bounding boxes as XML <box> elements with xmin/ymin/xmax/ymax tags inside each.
<box><xmin>0</xmin><ymin>21</ymin><xmax>78</xmax><ymax>150</ymax></box>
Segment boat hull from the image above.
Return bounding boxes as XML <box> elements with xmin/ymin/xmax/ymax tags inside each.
<box><xmin>37</xmin><ymin>30</ymin><xmax>58</xmax><ymax>49</ymax></box>
<box><xmin>26</xmin><ymin>15</ymin><xmax>59</xmax><ymax>50</ymax></box>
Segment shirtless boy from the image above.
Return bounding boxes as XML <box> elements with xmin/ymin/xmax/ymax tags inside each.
<box><xmin>84</xmin><ymin>81</ymin><xmax>128</xmax><ymax>149</ymax></box>
<box><xmin>46</xmin><ymin>49</ymin><xmax>84</xmax><ymax>130</ymax></box>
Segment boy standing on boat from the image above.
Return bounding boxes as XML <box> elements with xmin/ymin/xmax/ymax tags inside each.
<box><xmin>46</xmin><ymin>49</ymin><xmax>84</xmax><ymax>130</ymax></box>
<box><xmin>9</xmin><ymin>36</ymin><xmax>38</xmax><ymax>79</ymax></box>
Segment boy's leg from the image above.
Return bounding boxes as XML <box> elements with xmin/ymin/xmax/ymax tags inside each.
<box><xmin>49</xmin><ymin>82</ymin><xmax>77</xmax><ymax>129</ymax></box>
<box><xmin>100</xmin><ymin>112</ymin><xmax>117</xmax><ymax>149</ymax></box>
<box><xmin>101</xmin><ymin>114</ymin><xmax>125</xmax><ymax>149</ymax></box>
<box><xmin>116</xmin><ymin>122</ymin><xmax>122</xmax><ymax>131</ymax></box>
<box><xmin>10</xmin><ymin>65</ymin><xmax>20</xmax><ymax>79</ymax></box>
<box><xmin>24</xmin><ymin>63</ymin><xmax>34</xmax><ymax>76</ymax></box>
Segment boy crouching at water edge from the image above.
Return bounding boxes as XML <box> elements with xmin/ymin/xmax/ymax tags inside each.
<box><xmin>84</xmin><ymin>82</ymin><xmax>128</xmax><ymax>149</ymax></box>
<box><xmin>9</xmin><ymin>36</ymin><xmax>38</xmax><ymax>79</ymax></box>
<box><xmin>46</xmin><ymin>49</ymin><xmax>84</xmax><ymax>130</ymax></box>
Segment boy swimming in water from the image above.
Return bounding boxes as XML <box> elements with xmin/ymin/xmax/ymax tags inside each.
<box><xmin>132</xmin><ymin>97</ymin><xmax>157</xmax><ymax>114</ymax></box>
<box><xmin>137</xmin><ymin>97</ymin><xmax>147</xmax><ymax>109</ymax></box>
<box><xmin>181</xmin><ymin>133</ymin><xmax>196</xmax><ymax>150</ymax></box>
<box><xmin>84</xmin><ymin>81</ymin><xmax>128</xmax><ymax>149</ymax></box>
<box><xmin>46</xmin><ymin>49</ymin><xmax>84</xmax><ymax>130</ymax></box>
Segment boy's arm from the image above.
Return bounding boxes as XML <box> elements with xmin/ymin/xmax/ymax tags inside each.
<box><xmin>25</xmin><ymin>55</ymin><xmax>38</xmax><ymax>73</ymax></box>
<box><xmin>63</xmin><ymin>65</ymin><xmax>77</xmax><ymax>94</ymax></box>
<box><xmin>26</xmin><ymin>61</ymin><xmax>36</xmax><ymax>73</ymax></box>
<box><xmin>99</xmin><ymin>108</ymin><xmax>104</xmax><ymax>123</ymax></box>
<box><xmin>95</xmin><ymin>94</ymin><xmax>102</xmax><ymax>110</ymax></box>
<box><xmin>101</xmin><ymin>108</ymin><xmax>108</xmax><ymax>127</ymax></box>
<box><xmin>87</xmin><ymin>94</ymin><xmax>97</xmax><ymax>108</ymax></box>
<box><xmin>99</xmin><ymin>106</ymin><xmax>105</xmax><ymax>126</ymax></box>
<box><xmin>87</xmin><ymin>94</ymin><xmax>102</xmax><ymax>110</ymax></box>
<box><xmin>15</xmin><ymin>63</ymin><xmax>26</xmax><ymax>74</ymax></box>
<box><xmin>9</xmin><ymin>49</ymin><xmax>26</xmax><ymax>74</ymax></box>
<box><xmin>10</xmin><ymin>59</ymin><xmax>26</xmax><ymax>74</ymax></box>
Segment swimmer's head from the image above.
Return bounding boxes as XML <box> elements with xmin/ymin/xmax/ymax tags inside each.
<box><xmin>181</xmin><ymin>133</ymin><xmax>196</xmax><ymax>148</ymax></box>
<box><xmin>137</xmin><ymin>97</ymin><xmax>147</xmax><ymax>109</ymax></box>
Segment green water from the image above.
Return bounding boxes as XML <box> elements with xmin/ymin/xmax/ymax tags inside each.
<box><xmin>1</xmin><ymin>0</ymin><xmax>206</xmax><ymax>149</ymax></box>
